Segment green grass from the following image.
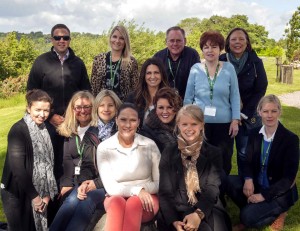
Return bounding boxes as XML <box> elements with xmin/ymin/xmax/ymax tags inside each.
<box><xmin>0</xmin><ymin>58</ymin><xmax>299</xmax><ymax>229</ymax></box>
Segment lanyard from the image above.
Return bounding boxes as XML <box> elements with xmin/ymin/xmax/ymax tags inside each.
<box><xmin>109</xmin><ymin>53</ymin><xmax>122</xmax><ymax>88</ymax></box>
<box><xmin>75</xmin><ymin>136</ymin><xmax>85</xmax><ymax>160</ymax></box>
<box><xmin>168</xmin><ymin>58</ymin><xmax>181</xmax><ymax>86</ymax></box>
<box><xmin>205</xmin><ymin>62</ymin><xmax>220</xmax><ymax>101</ymax></box>
<box><xmin>260</xmin><ymin>139</ymin><xmax>272</xmax><ymax>168</ymax></box>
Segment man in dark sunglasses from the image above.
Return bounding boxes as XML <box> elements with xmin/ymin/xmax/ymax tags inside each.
<box><xmin>27</xmin><ymin>23</ymin><xmax>91</xmax><ymax>225</ymax></box>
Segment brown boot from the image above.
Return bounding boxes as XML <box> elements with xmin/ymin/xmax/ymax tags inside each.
<box><xmin>270</xmin><ymin>212</ymin><xmax>287</xmax><ymax>231</ymax></box>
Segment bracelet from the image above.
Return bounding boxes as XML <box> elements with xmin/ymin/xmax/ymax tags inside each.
<box><xmin>195</xmin><ymin>208</ymin><xmax>205</xmax><ymax>220</ymax></box>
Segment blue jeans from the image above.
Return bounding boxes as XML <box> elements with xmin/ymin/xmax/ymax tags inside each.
<box><xmin>235</xmin><ymin>125</ymin><xmax>249</xmax><ymax>177</ymax></box>
<box><xmin>226</xmin><ymin>175</ymin><xmax>287</xmax><ymax>228</ymax></box>
<box><xmin>50</xmin><ymin>187</ymin><xmax>105</xmax><ymax>231</ymax></box>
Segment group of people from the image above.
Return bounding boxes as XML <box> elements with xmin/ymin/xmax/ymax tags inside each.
<box><xmin>1</xmin><ymin>22</ymin><xmax>298</xmax><ymax>231</ymax></box>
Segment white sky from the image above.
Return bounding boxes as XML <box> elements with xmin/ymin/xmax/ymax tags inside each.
<box><xmin>0</xmin><ymin>0</ymin><xmax>298</xmax><ymax>40</ymax></box>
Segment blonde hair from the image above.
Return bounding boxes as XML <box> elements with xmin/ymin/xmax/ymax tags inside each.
<box><xmin>94</xmin><ymin>89</ymin><xmax>122</xmax><ymax>119</ymax></box>
<box><xmin>257</xmin><ymin>94</ymin><xmax>282</xmax><ymax>114</ymax></box>
<box><xmin>58</xmin><ymin>91</ymin><xmax>97</xmax><ymax>137</ymax></box>
<box><xmin>175</xmin><ymin>104</ymin><xmax>205</xmax><ymax>138</ymax></box>
<box><xmin>109</xmin><ymin>25</ymin><xmax>132</xmax><ymax>69</ymax></box>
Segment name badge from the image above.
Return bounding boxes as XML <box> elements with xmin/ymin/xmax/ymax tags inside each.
<box><xmin>204</xmin><ymin>105</ymin><xmax>217</xmax><ymax>117</ymax></box>
<box><xmin>75</xmin><ymin>166</ymin><xmax>81</xmax><ymax>175</ymax></box>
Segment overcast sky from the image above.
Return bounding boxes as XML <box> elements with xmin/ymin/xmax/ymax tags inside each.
<box><xmin>0</xmin><ymin>0</ymin><xmax>299</xmax><ymax>40</ymax></box>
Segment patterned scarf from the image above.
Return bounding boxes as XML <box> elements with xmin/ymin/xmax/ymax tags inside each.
<box><xmin>177</xmin><ymin>134</ymin><xmax>203</xmax><ymax>205</ymax></box>
<box><xmin>98</xmin><ymin>118</ymin><xmax>115</xmax><ymax>141</ymax></box>
<box><xmin>23</xmin><ymin>113</ymin><xmax>58</xmax><ymax>231</ymax></box>
<box><xmin>228</xmin><ymin>51</ymin><xmax>248</xmax><ymax>74</ymax></box>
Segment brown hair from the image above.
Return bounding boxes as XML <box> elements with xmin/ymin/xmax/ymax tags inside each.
<box><xmin>51</xmin><ymin>24</ymin><xmax>70</xmax><ymax>37</ymax></box>
<box><xmin>200</xmin><ymin>30</ymin><xmax>225</xmax><ymax>51</ymax></box>
<box><xmin>225</xmin><ymin>27</ymin><xmax>252</xmax><ymax>53</ymax></box>
<box><xmin>26</xmin><ymin>89</ymin><xmax>52</xmax><ymax>108</ymax></box>
<box><xmin>153</xmin><ymin>87</ymin><xmax>182</xmax><ymax>113</ymax></box>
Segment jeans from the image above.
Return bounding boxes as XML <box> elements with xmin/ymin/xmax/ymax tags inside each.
<box><xmin>235</xmin><ymin>125</ymin><xmax>249</xmax><ymax>177</ymax></box>
<box><xmin>226</xmin><ymin>175</ymin><xmax>287</xmax><ymax>228</ymax></box>
<box><xmin>50</xmin><ymin>187</ymin><xmax>105</xmax><ymax>231</ymax></box>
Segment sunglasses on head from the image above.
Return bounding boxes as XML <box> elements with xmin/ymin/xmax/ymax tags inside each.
<box><xmin>52</xmin><ymin>35</ymin><xmax>71</xmax><ymax>41</ymax></box>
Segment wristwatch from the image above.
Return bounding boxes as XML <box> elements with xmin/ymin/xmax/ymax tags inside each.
<box><xmin>195</xmin><ymin>208</ymin><xmax>205</xmax><ymax>220</ymax></box>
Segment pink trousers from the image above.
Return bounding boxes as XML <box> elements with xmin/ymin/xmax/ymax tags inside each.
<box><xmin>104</xmin><ymin>194</ymin><xmax>159</xmax><ymax>231</ymax></box>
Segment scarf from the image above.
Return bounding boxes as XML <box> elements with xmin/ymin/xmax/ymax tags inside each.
<box><xmin>228</xmin><ymin>51</ymin><xmax>248</xmax><ymax>74</ymax></box>
<box><xmin>98</xmin><ymin>118</ymin><xmax>115</xmax><ymax>141</ymax></box>
<box><xmin>177</xmin><ymin>134</ymin><xmax>203</xmax><ymax>205</ymax></box>
<box><xmin>23</xmin><ymin>113</ymin><xmax>58</xmax><ymax>231</ymax></box>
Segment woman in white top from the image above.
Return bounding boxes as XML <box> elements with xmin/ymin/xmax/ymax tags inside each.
<box><xmin>97</xmin><ymin>102</ymin><xmax>161</xmax><ymax>231</ymax></box>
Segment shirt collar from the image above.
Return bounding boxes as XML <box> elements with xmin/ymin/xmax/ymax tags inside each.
<box><xmin>53</xmin><ymin>48</ymin><xmax>70</xmax><ymax>63</ymax></box>
<box><xmin>259</xmin><ymin>125</ymin><xmax>276</xmax><ymax>142</ymax></box>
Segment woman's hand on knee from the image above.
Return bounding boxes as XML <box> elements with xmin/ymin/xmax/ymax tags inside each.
<box><xmin>183</xmin><ymin>212</ymin><xmax>201</xmax><ymax>231</ymax></box>
<box><xmin>138</xmin><ymin>189</ymin><xmax>154</xmax><ymax>212</ymax></box>
<box><xmin>173</xmin><ymin>221</ymin><xmax>185</xmax><ymax>231</ymax></box>
<box><xmin>77</xmin><ymin>183</ymin><xmax>88</xmax><ymax>200</ymax></box>
<box><xmin>243</xmin><ymin>178</ymin><xmax>254</xmax><ymax>198</ymax></box>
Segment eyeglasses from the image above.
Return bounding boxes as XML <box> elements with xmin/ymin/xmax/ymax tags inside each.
<box><xmin>73</xmin><ymin>105</ymin><xmax>92</xmax><ymax>112</ymax></box>
<box><xmin>52</xmin><ymin>35</ymin><xmax>71</xmax><ymax>41</ymax></box>
<box><xmin>167</xmin><ymin>39</ymin><xmax>183</xmax><ymax>44</ymax></box>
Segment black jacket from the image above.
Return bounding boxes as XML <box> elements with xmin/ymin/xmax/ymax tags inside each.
<box><xmin>244</xmin><ymin>122</ymin><xmax>299</xmax><ymax>206</ymax></box>
<box><xmin>60</xmin><ymin>126</ymin><xmax>113</xmax><ymax>189</ymax></box>
<box><xmin>219</xmin><ymin>51</ymin><xmax>268</xmax><ymax>118</ymax></box>
<box><xmin>1</xmin><ymin>119</ymin><xmax>48</xmax><ymax>231</ymax></box>
<box><xmin>154</xmin><ymin>46</ymin><xmax>200</xmax><ymax>99</ymax></box>
<box><xmin>27</xmin><ymin>47</ymin><xmax>91</xmax><ymax>118</ymax></box>
<box><xmin>140</xmin><ymin>110</ymin><xmax>176</xmax><ymax>153</ymax></box>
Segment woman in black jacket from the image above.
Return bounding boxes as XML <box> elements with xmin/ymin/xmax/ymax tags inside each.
<box><xmin>219</xmin><ymin>27</ymin><xmax>268</xmax><ymax>176</ymax></box>
<box><xmin>227</xmin><ymin>95</ymin><xmax>299</xmax><ymax>231</ymax></box>
<box><xmin>140</xmin><ymin>87</ymin><xmax>182</xmax><ymax>153</ymax></box>
<box><xmin>1</xmin><ymin>89</ymin><xmax>57</xmax><ymax>231</ymax></box>
<box><xmin>158</xmin><ymin>105</ymin><xmax>231</xmax><ymax>231</ymax></box>
<box><xmin>50</xmin><ymin>90</ymin><xmax>121</xmax><ymax>230</ymax></box>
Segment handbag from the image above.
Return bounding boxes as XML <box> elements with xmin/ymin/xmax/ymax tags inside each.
<box><xmin>242</xmin><ymin>113</ymin><xmax>262</xmax><ymax>135</ymax></box>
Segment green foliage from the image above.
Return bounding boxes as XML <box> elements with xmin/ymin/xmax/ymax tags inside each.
<box><xmin>285</xmin><ymin>6</ymin><xmax>300</xmax><ymax>61</ymax></box>
<box><xmin>0</xmin><ymin>32</ymin><xmax>38</xmax><ymax>80</ymax></box>
<box><xmin>0</xmin><ymin>75</ymin><xmax>28</xmax><ymax>99</ymax></box>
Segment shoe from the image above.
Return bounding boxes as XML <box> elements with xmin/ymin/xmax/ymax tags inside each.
<box><xmin>270</xmin><ymin>212</ymin><xmax>287</xmax><ymax>231</ymax></box>
<box><xmin>232</xmin><ymin>223</ymin><xmax>245</xmax><ymax>231</ymax></box>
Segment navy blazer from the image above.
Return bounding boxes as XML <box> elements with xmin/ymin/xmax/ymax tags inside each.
<box><xmin>159</xmin><ymin>141</ymin><xmax>223</xmax><ymax>227</ymax></box>
<box><xmin>244</xmin><ymin>122</ymin><xmax>299</xmax><ymax>205</ymax></box>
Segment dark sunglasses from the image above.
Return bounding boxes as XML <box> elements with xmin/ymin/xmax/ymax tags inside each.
<box><xmin>52</xmin><ymin>35</ymin><xmax>71</xmax><ymax>41</ymax></box>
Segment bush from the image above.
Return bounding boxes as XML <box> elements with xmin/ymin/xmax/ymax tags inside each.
<box><xmin>0</xmin><ymin>75</ymin><xmax>28</xmax><ymax>99</ymax></box>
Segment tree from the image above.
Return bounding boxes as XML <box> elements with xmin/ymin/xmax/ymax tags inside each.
<box><xmin>285</xmin><ymin>6</ymin><xmax>300</xmax><ymax>61</ymax></box>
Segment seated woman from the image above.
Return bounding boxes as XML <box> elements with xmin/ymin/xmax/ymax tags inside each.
<box><xmin>50</xmin><ymin>90</ymin><xmax>121</xmax><ymax>230</ymax></box>
<box><xmin>1</xmin><ymin>89</ymin><xmax>57</xmax><ymax>231</ymax></box>
<box><xmin>226</xmin><ymin>94</ymin><xmax>299</xmax><ymax>231</ymax></box>
<box><xmin>126</xmin><ymin>57</ymin><xmax>169</xmax><ymax>126</ymax></box>
<box><xmin>97</xmin><ymin>103</ymin><xmax>161</xmax><ymax>231</ymax></box>
<box><xmin>158</xmin><ymin>104</ymin><xmax>231</xmax><ymax>231</ymax></box>
<box><xmin>140</xmin><ymin>87</ymin><xmax>182</xmax><ymax>153</ymax></box>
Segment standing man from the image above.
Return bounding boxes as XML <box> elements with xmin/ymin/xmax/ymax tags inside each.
<box><xmin>154</xmin><ymin>26</ymin><xmax>200</xmax><ymax>98</ymax></box>
<box><xmin>27</xmin><ymin>23</ymin><xmax>91</xmax><ymax>189</ymax></box>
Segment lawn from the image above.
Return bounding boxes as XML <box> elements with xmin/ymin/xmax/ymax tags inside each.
<box><xmin>0</xmin><ymin>57</ymin><xmax>299</xmax><ymax>230</ymax></box>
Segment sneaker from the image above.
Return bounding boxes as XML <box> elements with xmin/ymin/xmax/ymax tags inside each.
<box><xmin>270</xmin><ymin>212</ymin><xmax>287</xmax><ymax>231</ymax></box>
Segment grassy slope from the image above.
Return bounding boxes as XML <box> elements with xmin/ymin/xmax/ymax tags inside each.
<box><xmin>0</xmin><ymin>58</ymin><xmax>299</xmax><ymax>230</ymax></box>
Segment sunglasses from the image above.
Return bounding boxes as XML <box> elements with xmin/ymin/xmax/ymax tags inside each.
<box><xmin>52</xmin><ymin>35</ymin><xmax>71</xmax><ymax>41</ymax></box>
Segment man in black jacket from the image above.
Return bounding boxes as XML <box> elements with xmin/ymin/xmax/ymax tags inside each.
<box><xmin>27</xmin><ymin>23</ymin><xmax>91</xmax><ymax>224</ymax></box>
<box><xmin>154</xmin><ymin>26</ymin><xmax>200</xmax><ymax>98</ymax></box>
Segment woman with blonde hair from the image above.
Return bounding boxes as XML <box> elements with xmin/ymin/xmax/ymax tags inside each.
<box><xmin>51</xmin><ymin>90</ymin><xmax>107</xmax><ymax>230</ymax></box>
<box><xmin>227</xmin><ymin>94</ymin><xmax>299</xmax><ymax>231</ymax></box>
<box><xmin>91</xmin><ymin>25</ymin><xmax>139</xmax><ymax>100</ymax></box>
<box><xmin>158</xmin><ymin>104</ymin><xmax>231</xmax><ymax>231</ymax></box>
